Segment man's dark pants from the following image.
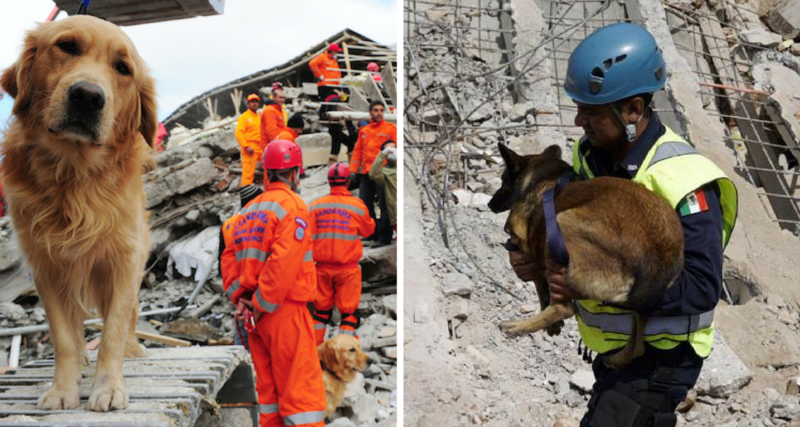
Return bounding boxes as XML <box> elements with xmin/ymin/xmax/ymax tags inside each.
<box><xmin>359</xmin><ymin>174</ymin><xmax>392</xmax><ymax>243</ymax></box>
<box><xmin>580</xmin><ymin>342</ymin><xmax>703</xmax><ymax>427</ymax></box>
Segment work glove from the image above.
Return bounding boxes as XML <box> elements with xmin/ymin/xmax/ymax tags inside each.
<box><xmin>349</xmin><ymin>173</ymin><xmax>357</xmax><ymax>182</ymax></box>
<box><xmin>317</xmin><ymin>76</ymin><xmax>324</xmax><ymax>83</ymax></box>
<box><xmin>384</xmin><ymin>146</ymin><xmax>397</xmax><ymax>162</ymax></box>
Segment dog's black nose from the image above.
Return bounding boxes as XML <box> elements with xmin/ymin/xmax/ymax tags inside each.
<box><xmin>68</xmin><ymin>82</ymin><xmax>105</xmax><ymax>112</ymax></box>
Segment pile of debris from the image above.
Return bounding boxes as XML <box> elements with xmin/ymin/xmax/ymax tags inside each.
<box><xmin>405</xmin><ymin>0</ymin><xmax>800</xmax><ymax>425</ymax></box>
<box><xmin>0</xmin><ymin>118</ymin><xmax>397</xmax><ymax>425</ymax></box>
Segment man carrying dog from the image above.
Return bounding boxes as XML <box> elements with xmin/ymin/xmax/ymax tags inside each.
<box><xmin>507</xmin><ymin>23</ymin><xmax>737</xmax><ymax>427</ymax></box>
<box><xmin>349</xmin><ymin>100</ymin><xmax>397</xmax><ymax>248</ymax></box>
<box><xmin>221</xmin><ymin>140</ymin><xmax>326</xmax><ymax>427</ymax></box>
<box><xmin>309</xmin><ymin>162</ymin><xmax>375</xmax><ymax>345</ymax></box>
<box><xmin>235</xmin><ymin>93</ymin><xmax>262</xmax><ymax>187</ymax></box>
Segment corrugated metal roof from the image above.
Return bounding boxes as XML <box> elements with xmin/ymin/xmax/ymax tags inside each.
<box><xmin>53</xmin><ymin>0</ymin><xmax>224</xmax><ymax>26</ymax></box>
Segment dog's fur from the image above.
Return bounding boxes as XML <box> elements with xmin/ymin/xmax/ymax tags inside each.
<box><xmin>318</xmin><ymin>335</ymin><xmax>371</xmax><ymax>418</ymax></box>
<box><xmin>0</xmin><ymin>16</ymin><xmax>156</xmax><ymax>411</ymax></box>
<box><xmin>489</xmin><ymin>144</ymin><xmax>683</xmax><ymax>369</ymax></box>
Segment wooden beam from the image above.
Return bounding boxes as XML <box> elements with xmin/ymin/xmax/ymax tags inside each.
<box><xmin>343</xmin><ymin>42</ymin><xmax>353</xmax><ymax>78</ymax></box>
<box><xmin>380</xmin><ymin>63</ymin><xmax>397</xmax><ymax>107</ymax></box>
<box><xmin>88</xmin><ymin>323</ymin><xmax>191</xmax><ymax>348</ymax></box>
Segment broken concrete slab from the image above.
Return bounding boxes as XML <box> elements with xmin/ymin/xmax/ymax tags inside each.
<box><xmin>296</xmin><ymin>132</ymin><xmax>347</xmax><ymax>167</ymax></box>
<box><xmin>361</xmin><ymin>244</ymin><xmax>397</xmax><ymax>284</ymax></box>
<box><xmin>144</xmin><ymin>158</ymin><xmax>220</xmax><ymax>208</ymax></box>
<box><xmin>695</xmin><ymin>332</ymin><xmax>753</xmax><ymax>398</ymax></box>
<box><xmin>739</xmin><ymin>28</ymin><xmax>783</xmax><ymax>48</ymax></box>
<box><xmin>767</xmin><ymin>0</ymin><xmax>800</xmax><ymax>38</ymax></box>
<box><xmin>442</xmin><ymin>271</ymin><xmax>474</xmax><ymax>297</ymax></box>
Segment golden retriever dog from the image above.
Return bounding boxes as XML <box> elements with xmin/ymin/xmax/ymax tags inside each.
<box><xmin>0</xmin><ymin>16</ymin><xmax>156</xmax><ymax>411</ymax></box>
<box><xmin>489</xmin><ymin>144</ymin><xmax>683</xmax><ymax>370</ymax></box>
<box><xmin>318</xmin><ymin>334</ymin><xmax>371</xmax><ymax>418</ymax></box>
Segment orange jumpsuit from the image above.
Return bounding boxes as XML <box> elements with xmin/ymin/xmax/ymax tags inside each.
<box><xmin>235</xmin><ymin>109</ymin><xmax>262</xmax><ymax>186</ymax></box>
<box><xmin>308</xmin><ymin>187</ymin><xmax>375</xmax><ymax>345</ymax></box>
<box><xmin>349</xmin><ymin>120</ymin><xmax>397</xmax><ymax>174</ymax></box>
<box><xmin>221</xmin><ymin>182</ymin><xmax>326</xmax><ymax>427</ymax></box>
<box><xmin>309</xmin><ymin>52</ymin><xmax>341</xmax><ymax>87</ymax></box>
<box><xmin>260</xmin><ymin>103</ymin><xmax>285</xmax><ymax>149</ymax></box>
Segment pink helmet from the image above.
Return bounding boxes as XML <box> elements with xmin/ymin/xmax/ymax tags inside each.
<box><xmin>367</xmin><ymin>62</ymin><xmax>380</xmax><ymax>72</ymax></box>
<box><xmin>263</xmin><ymin>140</ymin><xmax>302</xmax><ymax>170</ymax></box>
<box><xmin>327</xmin><ymin>162</ymin><xmax>350</xmax><ymax>186</ymax></box>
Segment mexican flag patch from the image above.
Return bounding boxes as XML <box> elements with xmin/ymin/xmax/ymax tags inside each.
<box><xmin>678</xmin><ymin>190</ymin><xmax>709</xmax><ymax>216</ymax></box>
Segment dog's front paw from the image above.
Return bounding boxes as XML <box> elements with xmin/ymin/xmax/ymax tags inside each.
<box><xmin>545</xmin><ymin>320</ymin><xmax>564</xmax><ymax>336</ymax></box>
<box><xmin>39</xmin><ymin>385</ymin><xmax>81</xmax><ymax>410</ymax></box>
<box><xmin>124</xmin><ymin>341</ymin><xmax>147</xmax><ymax>358</ymax></box>
<box><xmin>498</xmin><ymin>319</ymin><xmax>528</xmax><ymax>338</ymax></box>
<box><xmin>87</xmin><ymin>382</ymin><xmax>128</xmax><ymax>411</ymax></box>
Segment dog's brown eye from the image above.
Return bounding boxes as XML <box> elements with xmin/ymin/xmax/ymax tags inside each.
<box><xmin>115</xmin><ymin>62</ymin><xmax>131</xmax><ymax>76</ymax></box>
<box><xmin>349</xmin><ymin>348</ymin><xmax>356</xmax><ymax>352</ymax></box>
<box><xmin>57</xmin><ymin>41</ymin><xmax>79</xmax><ymax>55</ymax></box>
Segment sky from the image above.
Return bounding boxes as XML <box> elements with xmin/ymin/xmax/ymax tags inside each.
<box><xmin>0</xmin><ymin>0</ymin><xmax>398</xmax><ymax>129</ymax></box>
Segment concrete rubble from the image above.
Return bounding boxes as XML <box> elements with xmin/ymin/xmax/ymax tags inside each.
<box><xmin>405</xmin><ymin>0</ymin><xmax>800</xmax><ymax>425</ymax></box>
<box><xmin>0</xmin><ymin>99</ymin><xmax>396</xmax><ymax>426</ymax></box>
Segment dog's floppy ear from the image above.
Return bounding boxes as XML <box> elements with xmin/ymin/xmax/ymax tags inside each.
<box><xmin>138</xmin><ymin>74</ymin><xmax>158</xmax><ymax>147</ymax></box>
<box><xmin>318</xmin><ymin>339</ymin><xmax>340</xmax><ymax>372</ymax></box>
<box><xmin>1</xmin><ymin>31</ymin><xmax>39</xmax><ymax>116</ymax></box>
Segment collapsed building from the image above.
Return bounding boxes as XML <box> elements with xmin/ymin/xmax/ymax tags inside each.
<box><xmin>404</xmin><ymin>0</ymin><xmax>800</xmax><ymax>425</ymax></box>
<box><xmin>0</xmin><ymin>29</ymin><xmax>397</xmax><ymax>427</ymax></box>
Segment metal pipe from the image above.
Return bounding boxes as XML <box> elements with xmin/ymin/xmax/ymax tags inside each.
<box><xmin>326</xmin><ymin>112</ymin><xmax>398</xmax><ymax>121</ymax></box>
<box><xmin>0</xmin><ymin>305</ymin><xmax>197</xmax><ymax>338</ymax></box>
<box><xmin>9</xmin><ymin>335</ymin><xmax>21</xmax><ymax>368</ymax></box>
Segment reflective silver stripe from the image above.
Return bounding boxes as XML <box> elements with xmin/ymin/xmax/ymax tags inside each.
<box><xmin>312</xmin><ymin>232</ymin><xmax>359</xmax><ymax>241</ymax></box>
<box><xmin>314</xmin><ymin>323</ymin><xmax>327</xmax><ymax>330</ymax></box>
<box><xmin>303</xmin><ymin>250</ymin><xmax>314</xmax><ymax>263</ymax></box>
<box><xmin>576</xmin><ymin>304</ymin><xmax>713</xmax><ymax>336</ymax></box>
<box><xmin>226</xmin><ymin>279</ymin><xmax>240</xmax><ymax>297</ymax></box>
<box><xmin>338</xmin><ymin>328</ymin><xmax>357</xmax><ymax>337</ymax></box>
<box><xmin>648</xmin><ymin>142</ymin><xmax>697</xmax><ymax>168</ymax></box>
<box><xmin>256</xmin><ymin>290</ymin><xmax>280</xmax><ymax>313</ymax></box>
<box><xmin>310</xmin><ymin>202</ymin><xmax>365</xmax><ymax>217</ymax></box>
<box><xmin>284</xmin><ymin>410</ymin><xmax>326</xmax><ymax>426</ymax></box>
<box><xmin>259</xmin><ymin>403</ymin><xmax>279</xmax><ymax>414</ymax></box>
<box><xmin>236</xmin><ymin>248</ymin><xmax>271</xmax><ymax>262</ymax></box>
<box><xmin>239</xmin><ymin>201</ymin><xmax>287</xmax><ymax>221</ymax></box>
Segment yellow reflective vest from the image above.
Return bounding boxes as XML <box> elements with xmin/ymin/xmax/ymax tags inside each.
<box><xmin>571</xmin><ymin>126</ymin><xmax>738</xmax><ymax>358</ymax></box>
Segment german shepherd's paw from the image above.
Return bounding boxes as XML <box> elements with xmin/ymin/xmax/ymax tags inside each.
<box><xmin>498</xmin><ymin>319</ymin><xmax>530</xmax><ymax>337</ymax></box>
<box><xmin>545</xmin><ymin>320</ymin><xmax>564</xmax><ymax>336</ymax></box>
<box><xmin>87</xmin><ymin>383</ymin><xmax>129</xmax><ymax>411</ymax></box>
<box><xmin>38</xmin><ymin>385</ymin><xmax>81</xmax><ymax>410</ymax></box>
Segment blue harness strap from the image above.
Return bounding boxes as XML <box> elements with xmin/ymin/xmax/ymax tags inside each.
<box><xmin>542</xmin><ymin>171</ymin><xmax>573</xmax><ymax>266</ymax></box>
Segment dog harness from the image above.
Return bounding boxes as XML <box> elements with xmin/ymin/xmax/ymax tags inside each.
<box><xmin>571</xmin><ymin>126</ymin><xmax>738</xmax><ymax>358</ymax></box>
<box><xmin>542</xmin><ymin>171</ymin><xmax>574</xmax><ymax>266</ymax></box>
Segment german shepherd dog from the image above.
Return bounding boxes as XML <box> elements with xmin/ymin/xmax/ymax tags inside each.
<box><xmin>488</xmin><ymin>144</ymin><xmax>683</xmax><ymax>369</ymax></box>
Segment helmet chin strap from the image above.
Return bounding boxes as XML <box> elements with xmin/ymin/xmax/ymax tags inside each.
<box><xmin>269</xmin><ymin>169</ymin><xmax>300</xmax><ymax>193</ymax></box>
<box><xmin>610</xmin><ymin>104</ymin><xmax>641</xmax><ymax>143</ymax></box>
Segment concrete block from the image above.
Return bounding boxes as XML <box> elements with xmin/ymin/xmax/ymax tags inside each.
<box><xmin>768</xmin><ymin>0</ymin><xmax>800</xmax><ymax>38</ymax></box>
<box><xmin>569</xmin><ymin>370</ymin><xmax>595</xmax><ymax>394</ymax></box>
<box><xmin>361</xmin><ymin>244</ymin><xmax>396</xmax><ymax>284</ymax></box>
<box><xmin>739</xmin><ymin>29</ymin><xmax>782</xmax><ymax>48</ymax></box>
<box><xmin>442</xmin><ymin>271</ymin><xmax>473</xmax><ymax>297</ymax></box>
<box><xmin>296</xmin><ymin>132</ymin><xmax>341</xmax><ymax>167</ymax></box>
<box><xmin>145</xmin><ymin>158</ymin><xmax>219</xmax><ymax>208</ymax></box>
<box><xmin>302</xmin><ymin>83</ymin><xmax>319</xmax><ymax>96</ymax></box>
<box><xmin>283</xmin><ymin>87</ymin><xmax>302</xmax><ymax>99</ymax></box>
<box><xmin>695</xmin><ymin>332</ymin><xmax>753</xmax><ymax>398</ymax></box>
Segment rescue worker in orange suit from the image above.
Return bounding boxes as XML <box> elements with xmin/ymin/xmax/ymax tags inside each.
<box><xmin>221</xmin><ymin>140</ymin><xmax>326</xmax><ymax>427</ymax></box>
<box><xmin>219</xmin><ymin>184</ymin><xmax>263</xmax><ymax>349</ymax></box>
<box><xmin>349</xmin><ymin>100</ymin><xmax>397</xmax><ymax>248</ymax></box>
<box><xmin>309</xmin><ymin>43</ymin><xmax>343</xmax><ymax>100</ymax></box>
<box><xmin>276</xmin><ymin>114</ymin><xmax>306</xmax><ymax>177</ymax></box>
<box><xmin>309</xmin><ymin>163</ymin><xmax>376</xmax><ymax>345</ymax></box>
<box><xmin>260</xmin><ymin>86</ymin><xmax>286</xmax><ymax>149</ymax></box>
<box><xmin>235</xmin><ymin>94</ymin><xmax>262</xmax><ymax>187</ymax></box>
<box><xmin>270</xmin><ymin>82</ymin><xmax>289</xmax><ymax>124</ymax></box>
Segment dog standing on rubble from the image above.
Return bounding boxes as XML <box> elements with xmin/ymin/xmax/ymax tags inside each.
<box><xmin>489</xmin><ymin>143</ymin><xmax>684</xmax><ymax>370</ymax></box>
<box><xmin>0</xmin><ymin>16</ymin><xmax>156</xmax><ymax>411</ymax></box>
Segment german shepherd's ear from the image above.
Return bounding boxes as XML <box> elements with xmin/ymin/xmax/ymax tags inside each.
<box><xmin>489</xmin><ymin>143</ymin><xmax>521</xmax><ymax>213</ymax></box>
<box><xmin>543</xmin><ymin>144</ymin><xmax>562</xmax><ymax>159</ymax></box>
<box><xmin>1</xmin><ymin>31</ymin><xmax>38</xmax><ymax>116</ymax></box>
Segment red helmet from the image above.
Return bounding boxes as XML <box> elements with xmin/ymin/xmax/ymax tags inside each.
<box><xmin>327</xmin><ymin>162</ymin><xmax>350</xmax><ymax>186</ymax></box>
<box><xmin>367</xmin><ymin>62</ymin><xmax>379</xmax><ymax>72</ymax></box>
<box><xmin>263</xmin><ymin>140</ymin><xmax>302</xmax><ymax>170</ymax></box>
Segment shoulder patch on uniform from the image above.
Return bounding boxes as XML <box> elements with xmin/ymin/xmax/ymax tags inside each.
<box><xmin>295</xmin><ymin>226</ymin><xmax>305</xmax><ymax>241</ymax></box>
<box><xmin>295</xmin><ymin>217</ymin><xmax>308</xmax><ymax>228</ymax></box>
<box><xmin>678</xmin><ymin>189</ymin><xmax>709</xmax><ymax>217</ymax></box>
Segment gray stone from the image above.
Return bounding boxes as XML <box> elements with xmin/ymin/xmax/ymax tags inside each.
<box><xmin>144</xmin><ymin>158</ymin><xmax>218</xmax><ymax>208</ymax></box>
<box><xmin>29</xmin><ymin>307</ymin><xmax>46</xmax><ymax>323</ymax></box>
<box><xmin>381</xmin><ymin>347</ymin><xmax>397</xmax><ymax>359</ymax></box>
<box><xmin>381</xmin><ymin>295</ymin><xmax>397</xmax><ymax>318</ymax></box>
<box><xmin>695</xmin><ymin>332</ymin><xmax>754</xmax><ymax>398</ymax></box>
<box><xmin>442</xmin><ymin>272</ymin><xmax>473</xmax><ymax>297</ymax></box>
<box><xmin>352</xmin><ymin>393</ymin><xmax>380</xmax><ymax>425</ymax></box>
<box><xmin>327</xmin><ymin>418</ymin><xmax>357</xmax><ymax>427</ymax></box>
<box><xmin>0</xmin><ymin>302</ymin><xmax>26</xmax><ymax>322</ymax></box>
<box><xmin>185</xmin><ymin>209</ymin><xmax>201</xmax><ymax>222</ymax></box>
<box><xmin>771</xmin><ymin>396</ymin><xmax>800</xmax><ymax>420</ymax></box>
<box><xmin>569</xmin><ymin>370</ymin><xmax>595</xmax><ymax>394</ymax></box>
<box><xmin>739</xmin><ymin>29</ymin><xmax>782</xmax><ymax>48</ymax></box>
<box><xmin>377</xmin><ymin>327</ymin><xmax>396</xmax><ymax>338</ymax></box>
<box><xmin>0</xmin><ymin>238</ymin><xmax>21</xmax><ymax>272</ymax></box>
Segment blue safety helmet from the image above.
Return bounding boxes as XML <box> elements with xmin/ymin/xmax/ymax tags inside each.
<box><xmin>564</xmin><ymin>23</ymin><xmax>666</xmax><ymax>105</ymax></box>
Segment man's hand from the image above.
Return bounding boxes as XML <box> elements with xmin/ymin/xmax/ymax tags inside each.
<box><xmin>233</xmin><ymin>300</ymin><xmax>248</xmax><ymax>322</ymax></box>
<box><xmin>245</xmin><ymin>146</ymin><xmax>255</xmax><ymax>155</ymax></box>
<box><xmin>507</xmin><ymin>236</ymin><xmax>537</xmax><ymax>282</ymax></box>
<box><xmin>545</xmin><ymin>258</ymin><xmax>574</xmax><ymax>302</ymax></box>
